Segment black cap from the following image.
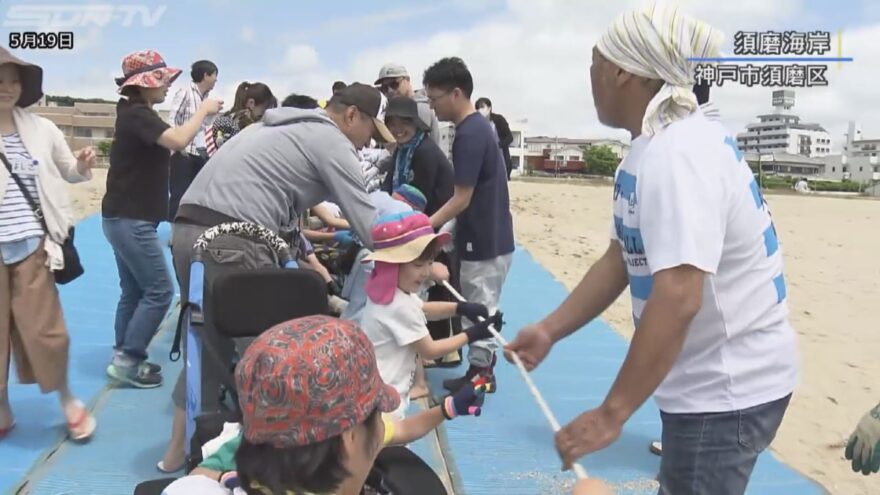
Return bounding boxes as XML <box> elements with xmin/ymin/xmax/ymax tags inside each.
<box><xmin>329</xmin><ymin>83</ymin><xmax>394</xmax><ymax>143</ymax></box>
<box><xmin>384</xmin><ymin>96</ymin><xmax>429</xmax><ymax>132</ymax></box>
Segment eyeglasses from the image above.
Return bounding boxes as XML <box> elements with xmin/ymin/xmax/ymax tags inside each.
<box><xmin>378</xmin><ymin>78</ymin><xmax>403</xmax><ymax>94</ymax></box>
<box><xmin>426</xmin><ymin>90</ymin><xmax>452</xmax><ymax>103</ymax></box>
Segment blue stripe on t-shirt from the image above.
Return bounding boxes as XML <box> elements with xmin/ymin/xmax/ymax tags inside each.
<box><xmin>749</xmin><ymin>179</ymin><xmax>763</xmax><ymax>208</ymax></box>
<box><xmin>629</xmin><ymin>274</ymin><xmax>654</xmax><ymax>301</ymax></box>
<box><xmin>773</xmin><ymin>273</ymin><xmax>787</xmax><ymax>303</ymax></box>
<box><xmin>763</xmin><ymin>225</ymin><xmax>779</xmax><ymax>257</ymax></box>
<box><xmin>613</xmin><ymin>216</ymin><xmax>645</xmax><ymax>255</ymax></box>
<box><xmin>614</xmin><ymin>169</ymin><xmax>637</xmax><ymax>202</ymax></box>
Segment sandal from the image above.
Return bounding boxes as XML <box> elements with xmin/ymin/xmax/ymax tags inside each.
<box><xmin>0</xmin><ymin>422</ymin><xmax>15</xmax><ymax>439</ymax></box>
<box><xmin>66</xmin><ymin>401</ymin><xmax>96</xmax><ymax>443</ymax></box>
<box><xmin>157</xmin><ymin>460</ymin><xmax>185</xmax><ymax>473</ymax></box>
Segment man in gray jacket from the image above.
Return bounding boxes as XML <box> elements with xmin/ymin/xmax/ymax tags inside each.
<box><xmin>167</xmin><ymin>83</ymin><xmax>393</xmax><ymax>418</ymax></box>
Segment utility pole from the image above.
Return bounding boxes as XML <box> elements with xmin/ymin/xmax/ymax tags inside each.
<box><xmin>554</xmin><ymin>136</ymin><xmax>560</xmax><ymax>177</ymax></box>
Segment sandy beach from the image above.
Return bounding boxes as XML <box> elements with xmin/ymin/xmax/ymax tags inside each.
<box><xmin>67</xmin><ymin>170</ymin><xmax>879</xmax><ymax>494</ymax></box>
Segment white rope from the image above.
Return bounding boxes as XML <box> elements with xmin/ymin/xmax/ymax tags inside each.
<box><xmin>440</xmin><ymin>280</ymin><xmax>589</xmax><ymax>480</ymax></box>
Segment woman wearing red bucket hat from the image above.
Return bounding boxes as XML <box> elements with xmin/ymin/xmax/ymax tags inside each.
<box><xmin>101</xmin><ymin>50</ymin><xmax>222</xmax><ymax>389</ymax></box>
<box><xmin>0</xmin><ymin>47</ymin><xmax>97</xmax><ymax>442</ymax></box>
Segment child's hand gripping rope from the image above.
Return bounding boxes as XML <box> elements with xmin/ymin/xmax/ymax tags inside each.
<box><xmin>463</xmin><ymin>311</ymin><xmax>503</xmax><ymax>344</ymax></box>
<box><xmin>442</xmin><ymin>382</ymin><xmax>493</xmax><ymax>420</ymax></box>
<box><xmin>456</xmin><ymin>301</ymin><xmax>489</xmax><ymax>322</ymax></box>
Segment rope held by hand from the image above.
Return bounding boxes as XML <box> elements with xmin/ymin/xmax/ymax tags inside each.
<box><xmin>440</xmin><ymin>280</ymin><xmax>589</xmax><ymax>480</ymax></box>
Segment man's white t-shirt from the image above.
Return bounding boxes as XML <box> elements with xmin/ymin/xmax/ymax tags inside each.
<box><xmin>612</xmin><ymin>109</ymin><xmax>799</xmax><ymax>414</ymax></box>
<box><xmin>360</xmin><ymin>289</ymin><xmax>429</xmax><ymax>417</ymax></box>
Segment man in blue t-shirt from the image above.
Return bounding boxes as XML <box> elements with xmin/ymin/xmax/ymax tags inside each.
<box><xmin>422</xmin><ymin>57</ymin><xmax>515</xmax><ymax>393</ymax></box>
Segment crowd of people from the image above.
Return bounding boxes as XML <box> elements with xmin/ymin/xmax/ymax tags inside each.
<box><xmin>0</xmin><ymin>2</ymin><xmax>878</xmax><ymax>495</ymax></box>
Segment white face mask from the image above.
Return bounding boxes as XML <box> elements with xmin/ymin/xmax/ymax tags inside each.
<box><xmin>478</xmin><ymin>107</ymin><xmax>491</xmax><ymax>118</ymax></box>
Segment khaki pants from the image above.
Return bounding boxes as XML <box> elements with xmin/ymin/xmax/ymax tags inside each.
<box><xmin>0</xmin><ymin>242</ymin><xmax>70</xmax><ymax>394</ymax></box>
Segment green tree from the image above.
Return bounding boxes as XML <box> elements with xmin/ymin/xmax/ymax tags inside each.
<box><xmin>96</xmin><ymin>139</ymin><xmax>113</xmax><ymax>157</ymax></box>
<box><xmin>46</xmin><ymin>95</ymin><xmax>115</xmax><ymax>106</ymax></box>
<box><xmin>584</xmin><ymin>145</ymin><xmax>618</xmax><ymax>176</ymax></box>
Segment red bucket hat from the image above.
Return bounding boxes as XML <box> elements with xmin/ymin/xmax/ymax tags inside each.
<box><xmin>115</xmin><ymin>49</ymin><xmax>181</xmax><ymax>94</ymax></box>
<box><xmin>235</xmin><ymin>315</ymin><xmax>400</xmax><ymax>449</ymax></box>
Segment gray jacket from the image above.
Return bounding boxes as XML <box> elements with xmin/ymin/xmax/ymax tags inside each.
<box><xmin>178</xmin><ymin>107</ymin><xmax>377</xmax><ymax>248</ymax></box>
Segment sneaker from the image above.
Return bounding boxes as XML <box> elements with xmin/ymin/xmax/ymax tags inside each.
<box><xmin>143</xmin><ymin>361</ymin><xmax>162</xmax><ymax>374</ymax></box>
<box><xmin>106</xmin><ymin>363</ymin><xmax>162</xmax><ymax>389</ymax></box>
<box><xmin>110</xmin><ymin>350</ymin><xmax>159</xmax><ymax>373</ymax></box>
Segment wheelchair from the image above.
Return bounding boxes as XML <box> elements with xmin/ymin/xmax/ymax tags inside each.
<box><xmin>134</xmin><ymin>222</ymin><xmax>447</xmax><ymax>495</ymax></box>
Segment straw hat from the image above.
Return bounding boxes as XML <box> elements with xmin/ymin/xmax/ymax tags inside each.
<box><xmin>0</xmin><ymin>47</ymin><xmax>43</xmax><ymax>107</ymax></box>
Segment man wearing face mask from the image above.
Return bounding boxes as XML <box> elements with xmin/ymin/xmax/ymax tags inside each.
<box><xmin>476</xmin><ymin>97</ymin><xmax>514</xmax><ymax>179</ymax></box>
<box><xmin>375</xmin><ymin>63</ymin><xmax>442</xmax><ymax>148</ymax></box>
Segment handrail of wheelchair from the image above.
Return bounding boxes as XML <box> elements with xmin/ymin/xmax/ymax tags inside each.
<box><xmin>191</xmin><ymin>222</ymin><xmax>296</xmax><ymax>265</ymax></box>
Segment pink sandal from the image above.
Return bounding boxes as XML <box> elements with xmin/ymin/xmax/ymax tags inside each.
<box><xmin>0</xmin><ymin>422</ymin><xmax>15</xmax><ymax>439</ymax></box>
<box><xmin>66</xmin><ymin>401</ymin><xmax>96</xmax><ymax>443</ymax></box>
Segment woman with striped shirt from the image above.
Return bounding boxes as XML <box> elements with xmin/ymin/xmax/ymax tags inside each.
<box><xmin>0</xmin><ymin>48</ymin><xmax>97</xmax><ymax>442</ymax></box>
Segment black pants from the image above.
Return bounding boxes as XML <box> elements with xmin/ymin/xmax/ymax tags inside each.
<box><xmin>169</xmin><ymin>152</ymin><xmax>207</xmax><ymax>222</ymax></box>
<box><xmin>426</xmin><ymin>250</ymin><xmax>462</xmax><ymax>345</ymax></box>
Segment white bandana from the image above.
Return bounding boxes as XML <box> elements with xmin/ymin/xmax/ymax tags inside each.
<box><xmin>597</xmin><ymin>2</ymin><xmax>723</xmax><ymax>135</ymax></box>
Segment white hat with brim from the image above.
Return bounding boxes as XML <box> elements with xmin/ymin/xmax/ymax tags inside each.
<box><xmin>363</xmin><ymin>231</ymin><xmax>451</xmax><ymax>264</ymax></box>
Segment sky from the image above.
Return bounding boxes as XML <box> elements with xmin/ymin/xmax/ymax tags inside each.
<box><xmin>3</xmin><ymin>0</ymin><xmax>879</xmax><ymax>149</ymax></box>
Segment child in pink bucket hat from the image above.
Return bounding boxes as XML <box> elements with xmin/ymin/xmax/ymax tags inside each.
<box><xmin>361</xmin><ymin>211</ymin><xmax>502</xmax><ymax>418</ymax></box>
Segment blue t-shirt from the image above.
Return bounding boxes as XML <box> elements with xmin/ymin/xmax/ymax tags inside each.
<box><xmin>451</xmin><ymin>113</ymin><xmax>514</xmax><ymax>261</ymax></box>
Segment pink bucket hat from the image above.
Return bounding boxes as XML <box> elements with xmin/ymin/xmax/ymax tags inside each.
<box><xmin>363</xmin><ymin>211</ymin><xmax>450</xmax><ymax>264</ymax></box>
<box><xmin>363</xmin><ymin>211</ymin><xmax>450</xmax><ymax>305</ymax></box>
<box><xmin>115</xmin><ymin>49</ymin><xmax>181</xmax><ymax>94</ymax></box>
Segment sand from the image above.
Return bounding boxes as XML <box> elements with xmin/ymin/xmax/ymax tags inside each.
<box><xmin>66</xmin><ymin>170</ymin><xmax>879</xmax><ymax>494</ymax></box>
<box><xmin>509</xmin><ymin>179</ymin><xmax>880</xmax><ymax>495</ymax></box>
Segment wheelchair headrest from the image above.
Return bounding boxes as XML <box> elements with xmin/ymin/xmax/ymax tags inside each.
<box><xmin>211</xmin><ymin>268</ymin><xmax>330</xmax><ymax>339</ymax></box>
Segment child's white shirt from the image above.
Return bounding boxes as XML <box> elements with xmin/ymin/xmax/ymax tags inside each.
<box><xmin>361</xmin><ymin>289</ymin><xmax>429</xmax><ymax>414</ymax></box>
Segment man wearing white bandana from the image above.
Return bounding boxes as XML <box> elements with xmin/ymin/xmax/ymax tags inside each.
<box><xmin>505</xmin><ymin>4</ymin><xmax>799</xmax><ymax>494</ymax></box>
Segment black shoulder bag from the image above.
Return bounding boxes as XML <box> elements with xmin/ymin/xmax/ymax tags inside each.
<box><xmin>1</xmin><ymin>152</ymin><xmax>84</xmax><ymax>284</ymax></box>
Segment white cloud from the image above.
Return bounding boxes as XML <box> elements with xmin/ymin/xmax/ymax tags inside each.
<box><xmin>280</xmin><ymin>4</ymin><xmax>446</xmax><ymax>43</ymax></box>
<box><xmin>282</xmin><ymin>44</ymin><xmax>320</xmax><ymax>73</ymax></box>
<box><xmin>317</xmin><ymin>0</ymin><xmax>813</xmax><ymax>141</ymax></box>
<box><xmin>63</xmin><ymin>0</ymin><xmax>871</xmax><ymax>147</ymax></box>
<box><xmin>240</xmin><ymin>25</ymin><xmax>254</xmax><ymax>43</ymax></box>
<box><xmin>41</xmin><ymin>68</ymin><xmax>120</xmax><ymax>102</ymax></box>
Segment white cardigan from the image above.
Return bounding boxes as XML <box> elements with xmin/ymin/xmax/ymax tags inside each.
<box><xmin>0</xmin><ymin>107</ymin><xmax>92</xmax><ymax>269</ymax></box>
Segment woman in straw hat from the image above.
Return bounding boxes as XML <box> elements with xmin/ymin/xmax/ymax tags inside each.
<box><xmin>102</xmin><ymin>50</ymin><xmax>222</xmax><ymax>391</ymax></box>
<box><xmin>0</xmin><ymin>47</ymin><xmax>97</xmax><ymax>442</ymax></box>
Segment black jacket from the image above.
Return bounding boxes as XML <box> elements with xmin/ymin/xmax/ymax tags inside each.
<box><xmin>490</xmin><ymin>113</ymin><xmax>513</xmax><ymax>175</ymax></box>
<box><xmin>382</xmin><ymin>137</ymin><xmax>455</xmax><ymax>217</ymax></box>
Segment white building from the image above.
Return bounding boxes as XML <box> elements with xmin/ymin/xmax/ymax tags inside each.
<box><xmin>524</xmin><ymin>137</ymin><xmax>629</xmax><ymax>160</ymax></box>
<box><xmin>438</xmin><ymin>117</ymin><xmax>529</xmax><ymax>175</ymax></box>
<box><xmin>736</xmin><ymin>90</ymin><xmax>832</xmax><ymax>158</ymax></box>
<box><xmin>822</xmin><ymin>121</ymin><xmax>880</xmax><ymax>182</ymax></box>
<box><xmin>508</xmin><ymin>119</ymin><xmax>528</xmax><ymax>175</ymax></box>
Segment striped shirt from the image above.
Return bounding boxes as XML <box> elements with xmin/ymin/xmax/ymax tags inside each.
<box><xmin>169</xmin><ymin>82</ymin><xmax>208</xmax><ymax>155</ymax></box>
<box><xmin>0</xmin><ymin>133</ymin><xmax>43</xmax><ymax>244</ymax></box>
